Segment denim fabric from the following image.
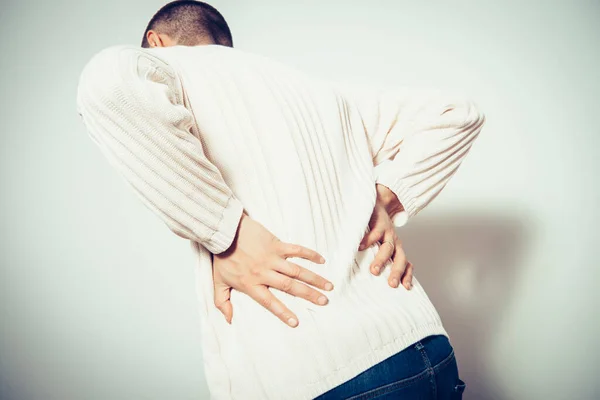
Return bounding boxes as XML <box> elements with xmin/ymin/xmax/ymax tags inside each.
<box><xmin>313</xmin><ymin>335</ymin><xmax>466</xmax><ymax>400</ymax></box>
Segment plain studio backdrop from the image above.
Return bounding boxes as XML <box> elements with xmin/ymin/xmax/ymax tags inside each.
<box><xmin>1</xmin><ymin>1</ymin><xmax>598</xmax><ymax>399</ymax></box>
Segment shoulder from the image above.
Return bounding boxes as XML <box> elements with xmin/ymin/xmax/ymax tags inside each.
<box><xmin>76</xmin><ymin>45</ymin><xmax>180</xmax><ymax>112</ymax></box>
<box><xmin>79</xmin><ymin>45</ymin><xmax>175</xmax><ymax>85</ymax></box>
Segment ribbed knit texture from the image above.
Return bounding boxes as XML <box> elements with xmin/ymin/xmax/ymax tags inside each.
<box><xmin>76</xmin><ymin>44</ymin><xmax>485</xmax><ymax>400</ymax></box>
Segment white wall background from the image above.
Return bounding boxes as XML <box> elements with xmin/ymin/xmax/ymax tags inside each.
<box><xmin>1</xmin><ymin>1</ymin><xmax>598</xmax><ymax>399</ymax></box>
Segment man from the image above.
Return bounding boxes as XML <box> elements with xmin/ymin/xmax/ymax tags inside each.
<box><xmin>76</xmin><ymin>1</ymin><xmax>485</xmax><ymax>399</ymax></box>
<box><xmin>139</xmin><ymin>0</ymin><xmax>413</xmax><ymax>331</ymax></box>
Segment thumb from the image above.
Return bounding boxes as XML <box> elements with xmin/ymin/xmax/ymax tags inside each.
<box><xmin>214</xmin><ymin>282</ymin><xmax>233</xmax><ymax>324</ymax></box>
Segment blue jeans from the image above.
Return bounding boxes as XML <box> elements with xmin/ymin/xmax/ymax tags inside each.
<box><xmin>313</xmin><ymin>335</ymin><xmax>466</xmax><ymax>399</ymax></box>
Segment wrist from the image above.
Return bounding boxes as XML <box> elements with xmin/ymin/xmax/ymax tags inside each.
<box><xmin>376</xmin><ymin>183</ymin><xmax>405</xmax><ymax>218</ymax></box>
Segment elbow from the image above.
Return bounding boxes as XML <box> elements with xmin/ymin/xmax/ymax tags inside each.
<box><xmin>466</xmin><ymin>98</ymin><xmax>486</xmax><ymax>132</ymax></box>
<box><xmin>461</xmin><ymin>98</ymin><xmax>486</xmax><ymax>142</ymax></box>
<box><xmin>438</xmin><ymin>94</ymin><xmax>486</xmax><ymax>140</ymax></box>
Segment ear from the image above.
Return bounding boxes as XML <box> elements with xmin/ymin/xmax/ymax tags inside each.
<box><xmin>146</xmin><ymin>30</ymin><xmax>176</xmax><ymax>47</ymax></box>
<box><xmin>146</xmin><ymin>30</ymin><xmax>161</xmax><ymax>47</ymax></box>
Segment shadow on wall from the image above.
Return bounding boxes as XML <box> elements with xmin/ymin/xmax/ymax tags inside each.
<box><xmin>399</xmin><ymin>210</ymin><xmax>533</xmax><ymax>400</ymax></box>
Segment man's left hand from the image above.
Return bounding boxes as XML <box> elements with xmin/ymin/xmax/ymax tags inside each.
<box><xmin>358</xmin><ymin>185</ymin><xmax>413</xmax><ymax>290</ymax></box>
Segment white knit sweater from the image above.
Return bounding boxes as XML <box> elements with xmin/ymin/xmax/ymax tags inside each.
<box><xmin>76</xmin><ymin>44</ymin><xmax>485</xmax><ymax>400</ymax></box>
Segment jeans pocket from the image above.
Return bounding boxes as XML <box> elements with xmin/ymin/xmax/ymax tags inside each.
<box><xmin>452</xmin><ymin>378</ymin><xmax>466</xmax><ymax>399</ymax></box>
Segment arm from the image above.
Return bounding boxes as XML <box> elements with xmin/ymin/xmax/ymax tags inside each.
<box><xmin>76</xmin><ymin>45</ymin><xmax>244</xmax><ymax>254</ymax></box>
<box><xmin>344</xmin><ymin>84</ymin><xmax>486</xmax><ymax>225</ymax></box>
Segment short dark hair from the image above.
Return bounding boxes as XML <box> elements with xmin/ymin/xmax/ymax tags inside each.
<box><xmin>141</xmin><ymin>1</ymin><xmax>232</xmax><ymax>48</ymax></box>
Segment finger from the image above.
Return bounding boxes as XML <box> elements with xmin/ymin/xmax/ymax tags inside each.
<box><xmin>278</xmin><ymin>242</ymin><xmax>325</xmax><ymax>265</ymax></box>
<box><xmin>359</xmin><ymin>208</ymin><xmax>379</xmax><ymax>250</ymax></box>
<box><xmin>214</xmin><ymin>283</ymin><xmax>233</xmax><ymax>324</ymax></box>
<box><xmin>359</xmin><ymin>226</ymin><xmax>384</xmax><ymax>251</ymax></box>
<box><xmin>248</xmin><ymin>285</ymin><xmax>299</xmax><ymax>328</ymax></box>
<box><xmin>273</xmin><ymin>258</ymin><xmax>334</xmax><ymax>291</ymax></box>
<box><xmin>388</xmin><ymin>240</ymin><xmax>407</xmax><ymax>288</ymax></box>
<box><xmin>370</xmin><ymin>230</ymin><xmax>396</xmax><ymax>276</ymax></box>
<box><xmin>358</xmin><ymin>226</ymin><xmax>368</xmax><ymax>250</ymax></box>
<box><xmin>261</xmin><ymin>269</ymin><xmax>329</xmax><ymax>306</ymax></box>
<box><xmin>401</xmin><ymin>261</ymin><xmax>414</xmax><ymax>290</ymax></box>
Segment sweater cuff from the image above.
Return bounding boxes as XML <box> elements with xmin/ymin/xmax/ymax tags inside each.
<box><xmin>205</xmin><ymin>195</ymin><xmax>245</xmax><ymax>254</ymax></box>
<box><xmin>373</xmin><ymin>161</ymin><xmax>419</xmax><ymax>226</ymax></box>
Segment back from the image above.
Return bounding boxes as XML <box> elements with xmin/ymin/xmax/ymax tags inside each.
<box><xmin>151</xmin><ymin>45</ymin><xmax>378</xmax><ymax>296</ymax></box>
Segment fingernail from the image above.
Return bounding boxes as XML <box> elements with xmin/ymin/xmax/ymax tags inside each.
<box><xmin>325</xmin><ymin>282</ymin><xmax>334</xmax><ymax>291</ymax></box>
<box><xmin>288</xmin><ymin>317</ymin><xmax>298</xmax><ymax>327</ymax></box>
<box><xmin>319</xmin><ymin>256</ymin><xmax>326</xmax><ymax>263</ymax></box>
<box><xmin>358</xmin><ymin>244</ymin><xmax>365</xmax><ymax>250</ymax></box>
<box><xmin>390</xmin><ymin>279</ymin><xmax>398</xmax><ymax>287</ymax></box>
<box><xmin>373</xmin><ymin>265</ymin><xmax>380</xmax><ymax>274</ymax></box>
<box><xmin>318</xmin><ymin>296</ymin><xmax>328</xmax><ymax>305</ymax></box>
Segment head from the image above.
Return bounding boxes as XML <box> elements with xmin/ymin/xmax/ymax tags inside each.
<box><xmin>141</xmin><ymin>1</ymin><xmax>232</xmax><ymax>48</ymax></box>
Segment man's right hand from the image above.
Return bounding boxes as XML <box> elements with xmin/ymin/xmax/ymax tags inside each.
<box><xmin>212</xmin><ymin>212</ymin><xmax>333</xmax><ymax>328</ymax></box>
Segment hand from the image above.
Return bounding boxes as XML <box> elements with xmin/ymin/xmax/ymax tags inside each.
<box><xmin>357</xmin><ymin>185</ymin><xmax>414</xmax><ymax>290</ymax></box>
<box><xmin>212</xmin><ymin>212</ymin><xmax>333</xmax><ymax>328</ymax></box>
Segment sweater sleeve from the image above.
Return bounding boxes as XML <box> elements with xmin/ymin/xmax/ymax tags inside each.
<box><xmin>343</xmin><ymin>84</ymin><xmax>486</xmax><ymax>225</ymax></box>
<box><xmin>76</xmin><ymin>45</ymin><xmax>244</xmax><ymax>254</ymax></box>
